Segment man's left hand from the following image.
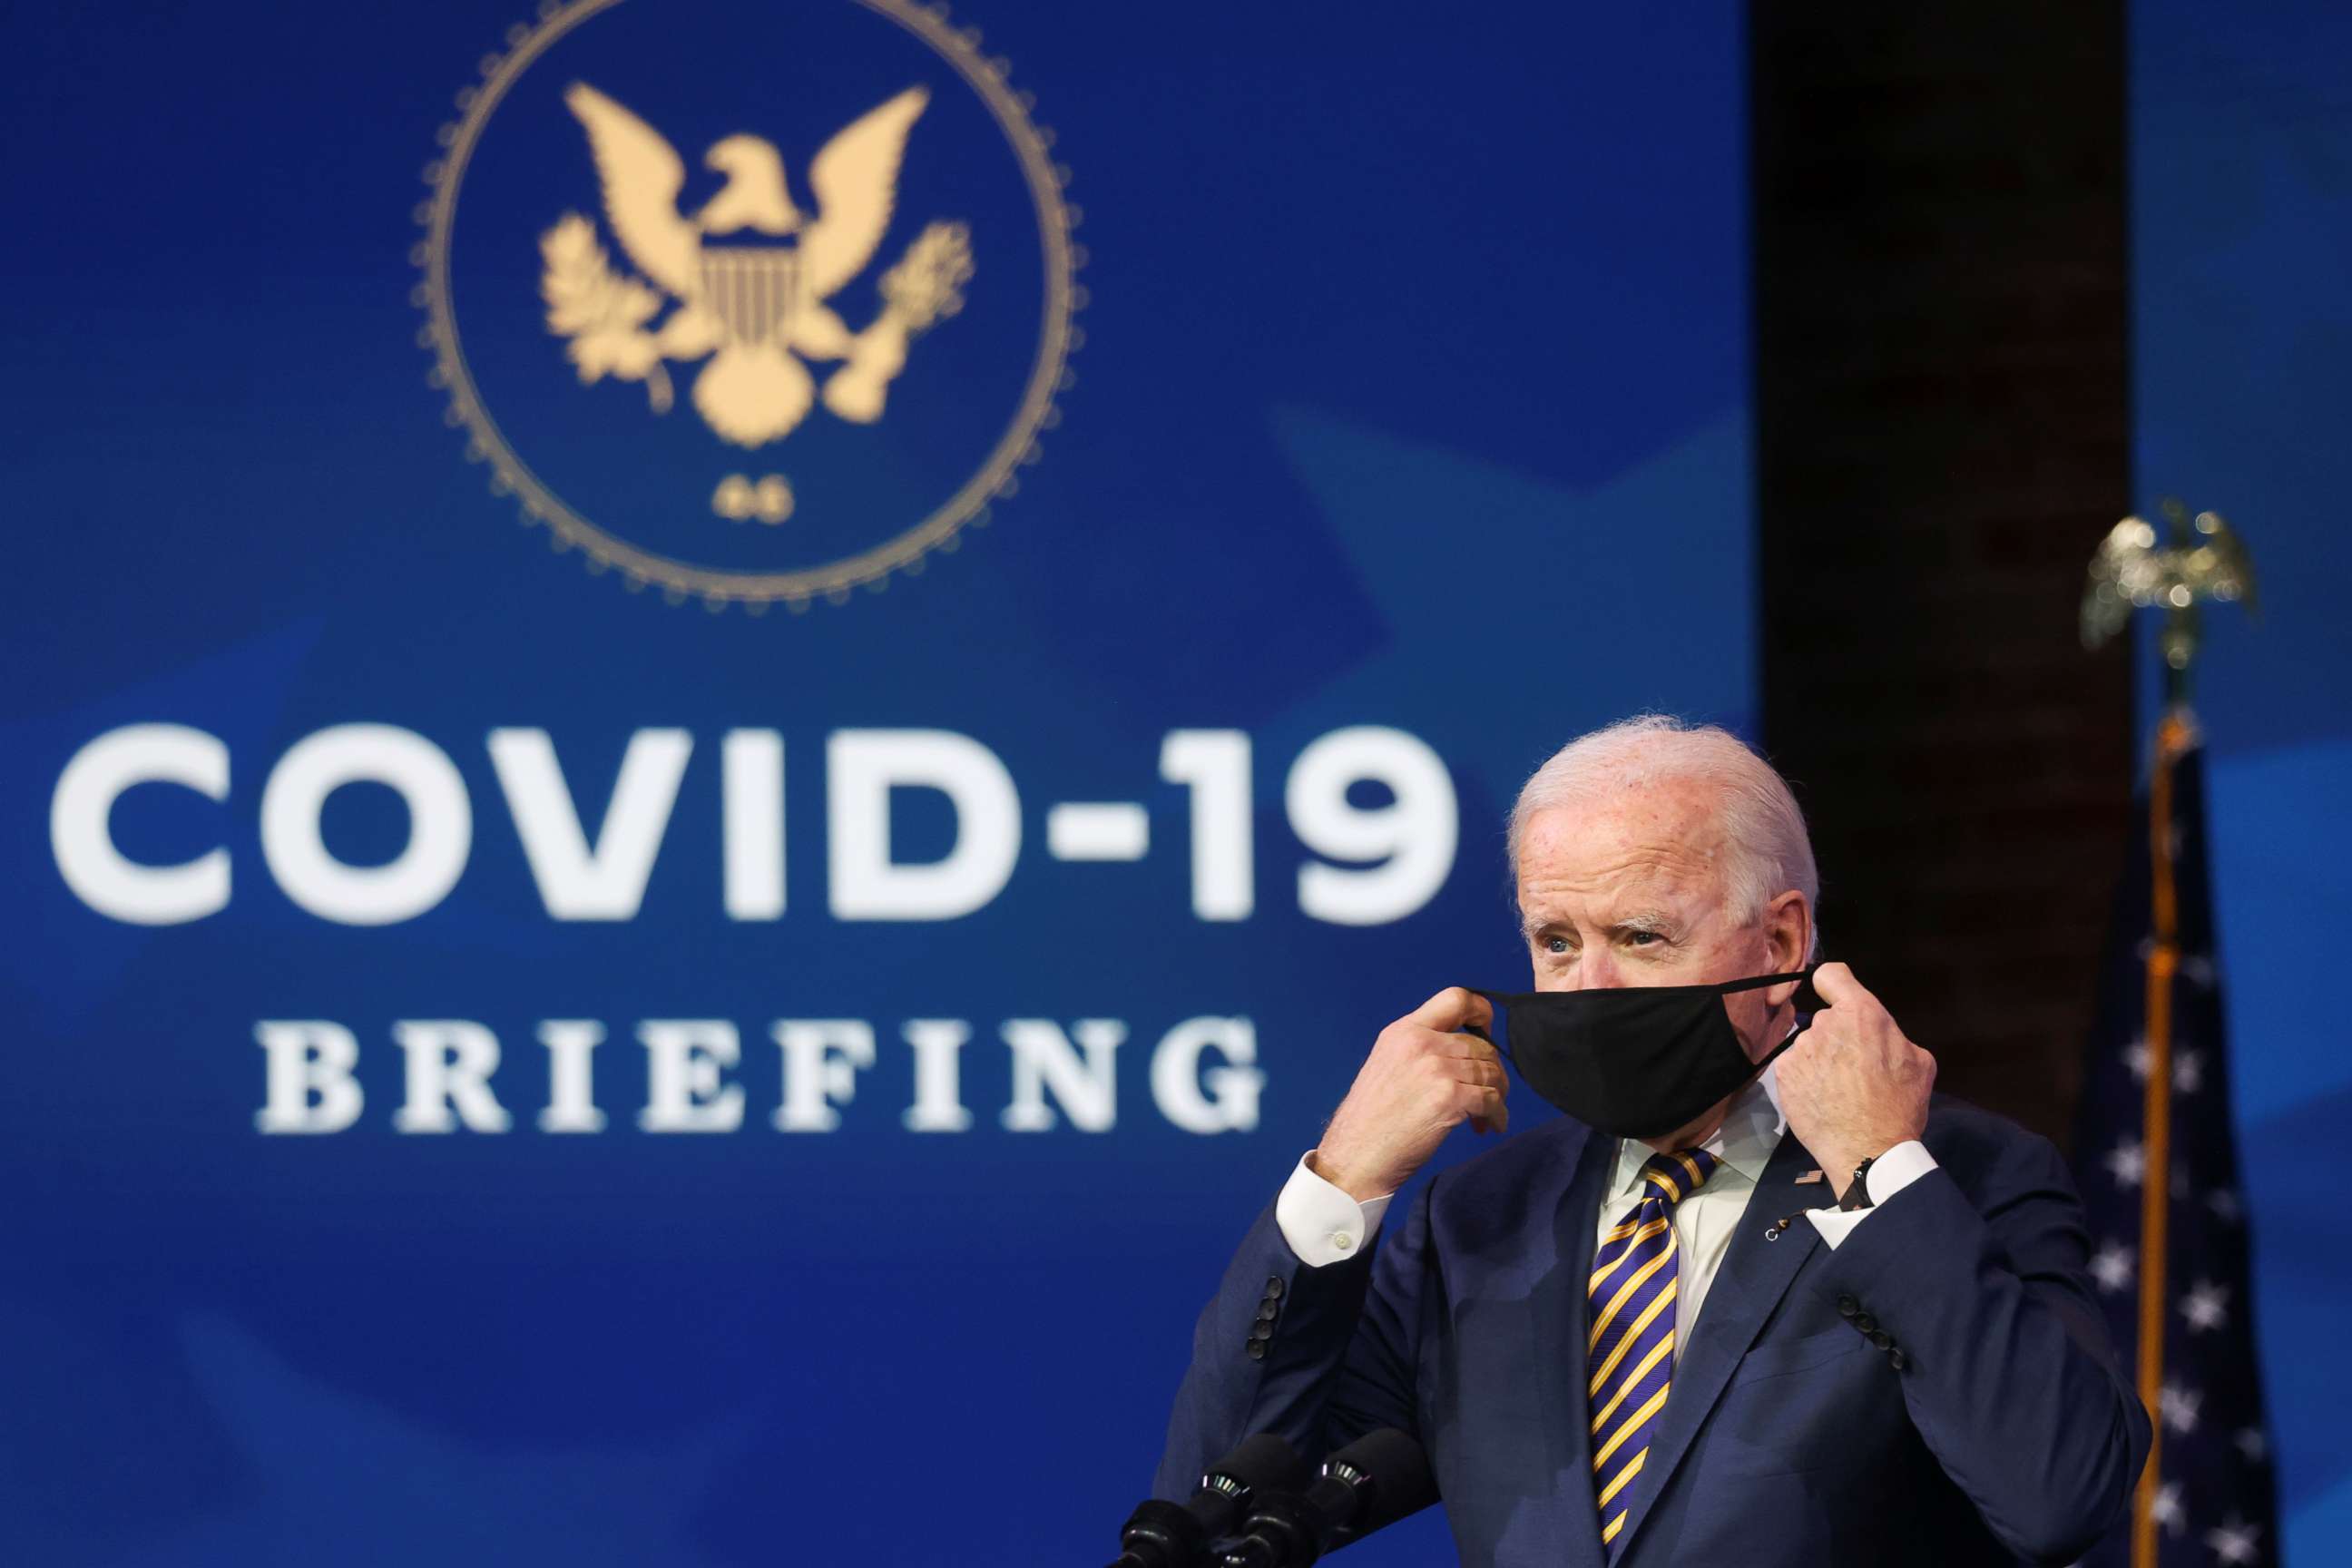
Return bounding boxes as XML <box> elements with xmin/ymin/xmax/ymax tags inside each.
<box><xmin>1774</xmin><ymin>961</ymin><xmax>1935</xmax><ymax>1199</ymax></box>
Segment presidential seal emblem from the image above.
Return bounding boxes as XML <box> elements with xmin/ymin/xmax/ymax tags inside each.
<box><xmin>416</xmin><ymin>0</ymin><xmax>1078</xmax><ymax>609</ymax></box>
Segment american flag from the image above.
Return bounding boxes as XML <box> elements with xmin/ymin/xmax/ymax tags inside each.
<box><xmin>2073</xmin><ymin>722</ymin><xmax>2278</xmax><ymax>1567</ymax></box>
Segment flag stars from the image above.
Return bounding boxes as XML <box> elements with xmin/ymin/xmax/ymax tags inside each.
<box><xmin>2161</xmin><ymin>1380</ymin><xmax>2202</xmax><ymax>1436</ymax></box>
<box><xmin>2090</xmin><ymin>1241</ymin><xmax>2134</xmax><ymax>1294</ymax></box>
<box><xmin>2106</xmin><ymin>1137</ymin><xmax>2147</xmax><ymax>1189</ymax></box>
<box><xmin>2174</xmin><ymin>1049</ymin><xmax>2206</xmax><ymax>1093</ymax></box>
<box><xmin>2126</xmin><ymin>1038</ymin><xmax>2152</xmax><ymax>1081</ymax></box>
<box><xmin>2203</xmin><ymin>1513</ymin><xmax>2260</xmax><ymax>1564</ymax></box>
<box><xmin>2181</xmin><ymin>1279</ymin><xmax>2230</xmax><ymax>1333</ymax></box>
<box><xmin>2207</xmin><ymin>1188</ymin><xmax>2243</xmax><ymax>1224</ymax></box>
<box><xmin>2234</xmin><ymin>1426</ymin><xmax>2269</xmax><ymax>1465</ymax></box>
<box><xmin>2151</xmin><ymin>1480</ymin><xmax>2186</xmax><ymax>1536</ymax></box>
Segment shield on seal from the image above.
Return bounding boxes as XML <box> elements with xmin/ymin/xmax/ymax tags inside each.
<box><xmin>700</xmin><ymin>246</ymin><xmax>802</xmax><ymax>346</ymax></box>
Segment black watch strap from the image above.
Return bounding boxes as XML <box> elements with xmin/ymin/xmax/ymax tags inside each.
<box><xmin>1838</xmin><ymin>1156</ymin><xmax>1878</xmax><ymax>1211</ymax></box>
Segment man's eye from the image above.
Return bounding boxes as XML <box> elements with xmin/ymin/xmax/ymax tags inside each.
<box><xmin>1544</xmin><ymin>936</ymin><xmax>1570</xmax><ymax>955</ymax></box>
<box><xmin>1624</xmin><ymin>930</ymin><xmax>1661</xmax><ymax>946</ymax></box>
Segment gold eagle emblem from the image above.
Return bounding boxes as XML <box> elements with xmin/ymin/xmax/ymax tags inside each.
<box><xmin>541</xmin><ymin>82</ymin><xmax>974</xmax><ymax>447</ymax></box>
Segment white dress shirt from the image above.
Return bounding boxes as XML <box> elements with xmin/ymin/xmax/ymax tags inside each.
<box><xmin>1275</xmin><ymin>1064</ymin><xmax>1937</xmax><ymax>1356</ymax></box>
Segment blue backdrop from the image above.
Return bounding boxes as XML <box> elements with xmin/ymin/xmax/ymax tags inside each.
<box><xmin>2132</xmin><ymin>3</ymin><xmax>2352</xmax><ymax>1560</ymax></box>
<box><xmin>1</xmin><ymin>2</ymin><xmax>1752</xmax><ymax>1562</ymax></box>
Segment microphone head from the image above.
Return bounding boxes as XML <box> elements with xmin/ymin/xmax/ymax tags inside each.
<box><xmin>1321</xmin><ymin>1427</ymin><xmax>1436</xmax><ymax>1539</ymax></box>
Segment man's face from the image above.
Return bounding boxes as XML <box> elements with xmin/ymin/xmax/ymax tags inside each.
<box><xmin>1514</xmin><ymin>779</ymin><xmax>1794</xmax><ymax>1064</ymax></box>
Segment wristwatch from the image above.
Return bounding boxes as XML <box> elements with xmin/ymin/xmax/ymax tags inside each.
<box><xmin>1838</xmin><ymin>1156</ymin><xmax>1878</xmax><ymax>1211</ymax></box>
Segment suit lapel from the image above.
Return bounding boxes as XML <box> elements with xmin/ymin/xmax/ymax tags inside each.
<box><xmin>1612</xmin><ymin>1130</ymin><xmax>1837</xmax><ymax>1557</ymax></box>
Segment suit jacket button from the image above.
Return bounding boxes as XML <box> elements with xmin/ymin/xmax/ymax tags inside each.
<box><xmin>1855</xmin><ymin>1312</ymin><xmax>1878</xmax><ymax>1334</ymax></box>
<box><xmin>1256</xmin><ymin>1302</ymin><xmax>1280</xmax><ymax>1324</ymax></box>
<box><xmin>1246</xmin><ymin>1340</ymin><xmax>1269</xmax><ymax>1361</ymax></box>
<box><xmin>1869</xmin><ymin>1329</ymin><xmax>1893</xmax><ymax>1350</ymax></box>
<box><xmin>1837</xmin><ymin>1295</ymin><xmax>1859</xmax><ymax>1318</ymax></box>
<box><xmin>1265</xmin><ymin>1277</ymin><xmax>1286</xmax><ymax>1298</ymax></box>
<box><xmin>1889</xmin><ymin>1348</ymin><xmax>1909</xmax><ymax>1371</ymax></box>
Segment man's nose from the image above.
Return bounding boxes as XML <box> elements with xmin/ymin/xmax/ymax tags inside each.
<box><xmin>1574</xmin><ymin>951</ymin><xmax>1628</xmax><ymax>991</ymax></box>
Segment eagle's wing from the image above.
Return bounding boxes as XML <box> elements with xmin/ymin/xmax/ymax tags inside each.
<box><xmin>564</xmin><ymin>83</ymin><xmax>701</xmax><ymax>299</ymax></box>
<box><xmin>2201</xmin><ymin>514</ymin><xmax>2261</xmax><ymax>615</ymax></box>
<box><xmin>2082</xmin><ymin>518</ymin><xmax>2152</xmax><ymax>647</ymax></box>
<box><xmin>801</xmin><ymin>87</ymin><xmax>930</xmax><ymax>301</ymax></box>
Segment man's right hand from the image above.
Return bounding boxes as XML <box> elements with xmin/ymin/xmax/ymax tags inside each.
<box><xmin>1310</xmin><ymin>987</ymin><xmax>1507</xmax><ymax>1202</ymax></box>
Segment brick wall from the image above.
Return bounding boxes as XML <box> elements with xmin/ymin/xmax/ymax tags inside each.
<box><xmin>1751</xmin><ymin>3</ymin><xmax>2134</xmax><ymax>1144</ymax></box>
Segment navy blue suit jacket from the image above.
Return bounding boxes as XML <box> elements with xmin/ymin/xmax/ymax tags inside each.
<box><xmin>1156</xmin><ymin>1100</ymin><xmax>2151</xmax><ymax>1565</ymax></box>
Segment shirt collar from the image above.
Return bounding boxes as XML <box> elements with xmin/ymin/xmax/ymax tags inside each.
<box><xmin>1608</xmin><ymin>1060</ymin><xmax>1790</xmax><ymax>1199</ymax></box>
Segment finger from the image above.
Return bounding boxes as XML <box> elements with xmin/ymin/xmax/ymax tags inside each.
<box><xmin>1451</xmin><ymin>1057</ymin><xmax>1508</xmax><ymax>1093</ymax></box>
<box><xmin>1467</xmin><ymin>1085</ymin><xmax>1508</xmax><ymax>1136</ymax></box>
<box><xmin>1808</xmin><ymin>961</ymin><xmax>1879</xmax><ymax>1009</ymax></box>
<box><xmin>1408</xmin><ymin>985</ymin><xmax>1492</xmax><ymax>1033</ymax></box>
<box><xmin>1440</xmin><ymin>1030</ymin><xmax>1503</xmax><ymax>1065</ymax></box>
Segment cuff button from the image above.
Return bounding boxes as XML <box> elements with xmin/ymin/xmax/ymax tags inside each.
<box><xmin>1245</xmin><ymin>1340</ymin><xmax>1268</xmax><ymax>1361</ymax></box>
<box><xmin>1836</xmin><ymin>1295</ymin><xmax>1859</xmax><ymax>1318</ymax></box>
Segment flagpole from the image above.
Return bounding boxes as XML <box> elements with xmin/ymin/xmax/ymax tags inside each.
<box><xmin>2083</xmin><ymin>498</ymin><xmax>2256</xmax><ymax>1568</ymax></box>
<box><xmin>2131</xmin><ymin>708</ymin><xmax>2192</xmax><ymax>1568</ymax></box>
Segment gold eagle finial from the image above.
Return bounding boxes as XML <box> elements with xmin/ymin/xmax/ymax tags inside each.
<box><xmin>2082</xmin><ymin>499</ymin><xmax>2259</xmax><ymax>703</ymax></box>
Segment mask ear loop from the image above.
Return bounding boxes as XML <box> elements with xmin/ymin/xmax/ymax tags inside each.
<box><xmin>1730</xmin><ymin>966</ymin><xmax>1818</xmax><ymax>1071</ymax></box>
<box><xmin>1711</xmin><ymin>967</ymin><xmax>1815</xmax><ymax>995</ymax></box>
<box><xmin>1748</xmin><ymin>970</ymin><xmax>1822</xmax><ymax>1240</ymax></box>
<box><xmin>1758</xmin><ymin>1015</ymin><xmax>1814</xmax><ymax>1068</ymax></box>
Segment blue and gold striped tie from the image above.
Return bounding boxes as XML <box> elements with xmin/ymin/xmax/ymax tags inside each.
<box><xmin>1587</xmin><ymin>1145</ymin><xmax>1718</xmax><ymax>1556</ymax></box>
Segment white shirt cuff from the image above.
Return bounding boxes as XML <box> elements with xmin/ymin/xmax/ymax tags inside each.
<box><xmin>1275</xmin><ymin>1152</ymin><xmax>1393</xmax><ymax>1267</ymax></box>
<box><xmin>1803</xmin><ymin>1140</ymin><xmax>1937</xmax><ymax>1249</ymax></box>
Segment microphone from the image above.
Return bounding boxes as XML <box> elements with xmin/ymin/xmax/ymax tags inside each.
<box><xmin>1218</xmin><ymin>1427</ymin><xmax>1436</xmax><ymax>1568</ymax></box>
<box><xmin>1107</xmin><ymin>1432</ymin><xmax>1309</xmax><ymax>1568</ymax></box>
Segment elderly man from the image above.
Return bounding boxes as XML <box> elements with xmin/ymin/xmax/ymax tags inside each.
<box><xmin>1154</xmin><ymin>717</ymin><xmax>2148</xmax><ymax>1566</ymax></box>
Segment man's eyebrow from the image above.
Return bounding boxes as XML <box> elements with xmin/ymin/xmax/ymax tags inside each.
<box><xmin>1518</xmin><ymin>909</ymin><xmax>1689</xmax><ymax>938</ymax></box>
<box><xmin>1606</xmin><ymin>910</ymin><xmax>1682</xmax><ymax>935</ymax></box>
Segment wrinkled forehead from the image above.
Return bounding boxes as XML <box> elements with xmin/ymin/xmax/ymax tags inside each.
<box><xmin>1514</xmin><ymin>780</ymin><xmax>1733</xmax><ymax>913</ymax></box>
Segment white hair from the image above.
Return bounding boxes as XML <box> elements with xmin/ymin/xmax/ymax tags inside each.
<box><xmin>1507</xmin><ymin>716</ymin><xmax>1819</xmax><ymax>954</ymax></box>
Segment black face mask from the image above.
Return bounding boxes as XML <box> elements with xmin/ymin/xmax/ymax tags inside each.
<box><xmin>1473</xmin><ymin>970</ymin><xmax>1812</xmax><ymax>1141</ymax></box>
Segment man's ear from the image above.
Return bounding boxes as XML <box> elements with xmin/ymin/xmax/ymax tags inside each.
<box><xmin>1762</xmin><ymin>888</ymin><xmax>1812</xmax><ymax>1005</ymax></box>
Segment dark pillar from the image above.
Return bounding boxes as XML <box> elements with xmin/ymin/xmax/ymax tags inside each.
<box><xmin>1751</xmin><ymin>4</ymin><xmax>2134</xmax><ymax>1143</ymax></box>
